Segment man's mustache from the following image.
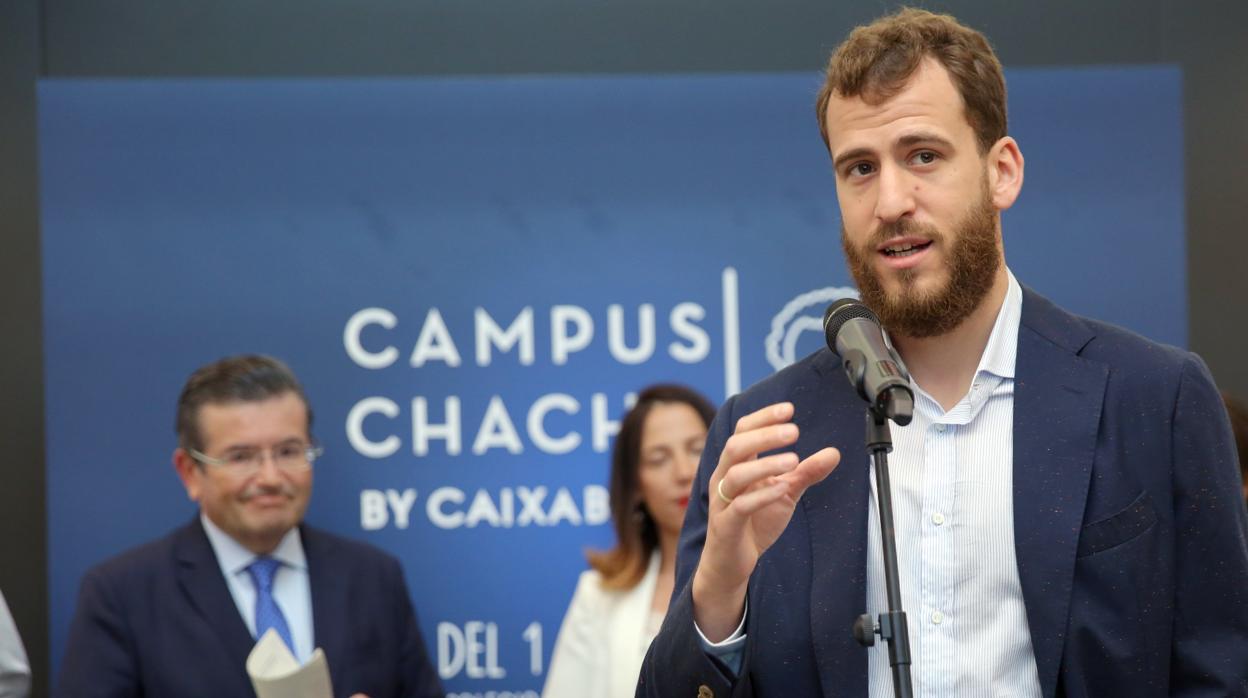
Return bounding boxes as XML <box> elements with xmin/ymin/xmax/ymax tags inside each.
<box><xmin>871</xmin><ymin>218</ymin><xmax>945</xmax><ymax>245</ymax></box>
<box><xmin>240</xmin><ymin>483</ymin><xmax>297</xmax><ymax>501</ymax></box>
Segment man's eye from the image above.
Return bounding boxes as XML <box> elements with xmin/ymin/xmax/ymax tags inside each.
<box><xmin>848</xmin><ymin>162</ymin><xmax>875</xmax><ymax>177</ymax></box>
<box><xmin>276</xmin><ymin>444</ymin><xmax>304</xmax><ymax>459</ymax></box>
<box><xmin>226</xmin><ymin>450</ymin><xmax>256</xmax><ymax>465</ymax></box>
<box><xmin>911</xmin><ymin>151</ymin><xmax>938</xmax><ymax>165</ymax></box>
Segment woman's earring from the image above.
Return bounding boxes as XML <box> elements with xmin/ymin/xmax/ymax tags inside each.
<box><xmin>632</xmin><ymin>502</ymin><xmax>646</xmax><ymax>525</ymax></box>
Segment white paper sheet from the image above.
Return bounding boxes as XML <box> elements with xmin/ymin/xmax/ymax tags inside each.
<box><xmin>246</xmin><ymin>629</ymin><xmax>333</xmax><ymax>698</ymax></box>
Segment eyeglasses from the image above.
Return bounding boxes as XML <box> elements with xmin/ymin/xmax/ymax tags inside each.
<box><xmin>187</xmin><ymin>441</ymin><xmax>323</xmax><ymax>473</ymax></box>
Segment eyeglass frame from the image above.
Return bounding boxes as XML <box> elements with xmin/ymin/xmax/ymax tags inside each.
<box><xmin>186</xmin><ymin>440</ymin><xmax>324</xmax><ymax>473</ymax></box>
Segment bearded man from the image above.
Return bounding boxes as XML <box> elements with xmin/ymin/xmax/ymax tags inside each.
<box><xmin>637</xmin><ymin>8</ymin><xmax>1248</xmax><ymax>698</ymax></box>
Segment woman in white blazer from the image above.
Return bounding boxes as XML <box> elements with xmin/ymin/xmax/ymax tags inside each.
<box><xmin>543</xmin><ymin>385</ymin><xmax>716</xmax><ymax>698</ymax></box>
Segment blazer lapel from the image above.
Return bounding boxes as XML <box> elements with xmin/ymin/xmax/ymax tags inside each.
<box><xmin>173</xmin><ymin>518</ymin><xmax>257</xmax><ymax>671</ymax></box>
<box><xmin>804</xmin><ymin>349</ymin><xmax>872</xmax><ymax>697</ymax></box>
<box><xmin>304</xmin><ymin>526</ymin><xmax>350</xmax><ymax>684</ymax></box>
<box><xmin>1012</xmin><ymin>289</ymin><xmax>1107</xmax><ymax>698</ymax></box>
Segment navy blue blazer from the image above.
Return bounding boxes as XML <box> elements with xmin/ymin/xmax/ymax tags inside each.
<box><xmin>56</xmin><ymin>518</ymin><xmax>444</xmax><ymax>698</ymax></box>
<box><xmin>639</xmin><ymin>288</ymin><xmax>1248</xmax><ymax>697</ymax></box>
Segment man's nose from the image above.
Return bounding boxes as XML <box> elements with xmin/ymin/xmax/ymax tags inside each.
<box><xmin>873</xmin><ymin>163</ymin><xmax>916</xmax><ymax>224</ymax></box>
<box><xmin>253</xmin><ymin>450</ymin><xmax>284</xmax><ymax>481</ymax></box>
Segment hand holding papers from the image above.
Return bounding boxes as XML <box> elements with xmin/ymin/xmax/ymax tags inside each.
<box><xmin>246</xmin><ymin>628</ymin><xmax>333</xmax><ymax>698</ymax></box>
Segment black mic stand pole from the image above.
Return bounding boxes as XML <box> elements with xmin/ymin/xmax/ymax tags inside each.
<box><xmin>852</xmin><ymin>400</ymin><xmax>914</xmax><ymax>698</ymax></box>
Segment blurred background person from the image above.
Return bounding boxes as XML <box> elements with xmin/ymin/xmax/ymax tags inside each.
<box><xmin>56</xmin><ymin>355</ymin><xmax>442</xmax><ymax>698</ymax></box>
<box><xmin>1224</xmin><ymin>392</ymin><xmax>1248</xmax><ymax>504</ymax></box>
<box><xmin>543</xmin><ymin>385</ymin><xmax>715</xmax><ymax>698</ymax></box>
<box><xmin>0</xmin><ymin>589</ymin><xmax>31</xmax><ymax>698</ymax></box>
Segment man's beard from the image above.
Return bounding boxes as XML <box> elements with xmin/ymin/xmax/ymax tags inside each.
<box><xmin>841</xmin><ymin>181</ymin><xmax>1001</xmax><ymax>339</ymax></box>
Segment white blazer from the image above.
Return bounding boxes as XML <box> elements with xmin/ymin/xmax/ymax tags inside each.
<box><xmin>542</xmin><ymin>552</ymin><xmax>661</xmax><ymax>698</ymax></box>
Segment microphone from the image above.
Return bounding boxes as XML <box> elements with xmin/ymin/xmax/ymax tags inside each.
<box><xmin>823</xmin><ymin>299</ymin><xmax>914</xmax><ymax>425</ymax></box>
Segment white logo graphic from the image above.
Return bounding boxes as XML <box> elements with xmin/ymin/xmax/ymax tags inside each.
<box><xmin>765</xmin><ymin>286</ymin><xmax>859</xmax><ymax>371</ymax></box>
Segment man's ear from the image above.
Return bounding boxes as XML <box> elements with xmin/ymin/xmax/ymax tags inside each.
<box><xmin>173</xmin><ymin>448</ymin><xmax>202</xmax><ymax>502</ymax></box>
<box><xmin>987</xmin><ymin>136</ymin><xmax>1025</xmax><ymax>211</ymax></box>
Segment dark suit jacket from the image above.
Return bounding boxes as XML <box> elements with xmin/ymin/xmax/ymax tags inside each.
<box><xmin>638</xmin><ymin>288</ymin><xmax>1248</xmax><ymax>697</ymax></box>
<box><xmin>56</xmin><ymin>518</ymin><xmax>444</xmax><ymax>698</ymax></box>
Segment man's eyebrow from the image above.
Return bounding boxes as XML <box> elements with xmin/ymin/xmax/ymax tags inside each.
<box><xmin>832</xmin><ymin>147</ymin><xmax>874</xmax><ymax>172</ymax></box>
<box><xmin>897</xmin><ymin>132</ymin><xmax>955</xmax><ymax>149</ymax></box>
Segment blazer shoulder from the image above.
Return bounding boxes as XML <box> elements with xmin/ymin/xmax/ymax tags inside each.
<box><xmin>566</xmin><ymin>568</ymin><xmax>613</xmax><ymax>615</ymax></box>
<box><xmin>82</xmin><ymin>524</ymin><xmax>186</xmax><ymax>586</ymax></box>
<box><xmin>300</xmin><ymin>524</ymin><xmax>403</xmax><ymax>573</ymax></box>
<box><xmin>1021</xmin><ymin>286</ymin><xmax>1198</xmax><ymax>383</ymax></box>
<box><xmin>1080</xmin><ymin>316</ymin><xmax>1192</xmax><ymax>366</ymax></box>
<box><xmin>1073</xmin><ymin>314</ymin><xmax>1201</xmax><ymax>397</ymax></box>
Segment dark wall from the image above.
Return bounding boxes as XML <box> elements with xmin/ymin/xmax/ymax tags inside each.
<box><xmin>36</xmin><ymin>0</ymin><xmax>1179</xmax><ymax>75</ymax></box>
<box><xmin>6</xmin><ymin>1</ymin><xmax>1246</xmax><ymax>694</ymax></box>
<box><xmin>0</xmin><ymin>0</ymin><xmax>47</xmax><ymax>694</ymax></box>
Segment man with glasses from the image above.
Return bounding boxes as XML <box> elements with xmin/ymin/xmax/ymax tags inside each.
<box><xmin>57</xmin><ymin>355</ymin><xmax>444</xmax><ymax>698</ymax></box>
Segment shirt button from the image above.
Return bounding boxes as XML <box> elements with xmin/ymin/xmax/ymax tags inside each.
<box><xmin>935</xmin><ymin>424</ymin><xmax>946</xmax><ymax>433</ymax></box>
<box><xmin>931</xmin><ymin>611</ymin><xmax>944</xmax><ymax>625</ymax></box>
<box><xmin>932</xmin><ymin>512</ymin><xmax>946</xmax><ymax>526</ymax></box>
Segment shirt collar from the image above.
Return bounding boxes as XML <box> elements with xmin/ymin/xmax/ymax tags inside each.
<box><xmin>880</xmin><ymin>267</ymin><xmax>1021</xmax><ymax>381</ymax></box>
<box><xmin>200</xmin><ymin>512</ymin><xmax>307</xmax><ymax>576</ymax></box>
<box><xmin>976</xmin><ymin>267</ymin><xmax>1022</xmax><ymax>381</ymax></box>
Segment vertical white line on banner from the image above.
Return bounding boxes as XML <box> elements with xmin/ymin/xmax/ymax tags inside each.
<box><xmin>722</xmin><ymin>267</ymin><xmax>741</xmax><ymax>399</ymax></box>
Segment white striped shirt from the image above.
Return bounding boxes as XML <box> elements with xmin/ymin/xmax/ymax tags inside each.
<box><xmin>865</xmin><ymin>269</ymin><xmax>1041</xmax><ymax>696</ymax></box>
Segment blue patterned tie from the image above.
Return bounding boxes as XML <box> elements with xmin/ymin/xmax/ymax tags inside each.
<box><xmin>246</xmin><ymin>557</ymin><xmax>295</xmax><ymax>653</ymax></box>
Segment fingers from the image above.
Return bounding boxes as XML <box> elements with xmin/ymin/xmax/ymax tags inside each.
<box><xmin>716</xmin><ymin>452</ymin><xmax>799</xmax><ymax>503</ymax></box>
<box><xmin>710</xmin><ymin>402</ymin><xmax>805</xmax><ymax>511</ymax></box>
<box><xmin>722</xmin><ymin>422</ymin><xmax>799</xmax><ymax>462</ymax></box>
<box><xmin>781</xmin><ymin>447</ymin><xmax>841</xmax><ymax>495</ymax></box>
<box><xmin>733</xmin><ymin>401</ymin><xmax>794</xmax><ymax>434</ymax></box>
<box><xmin>725</xmin><ymin>480</ymin><xmax>792</xmax><ymax>517</ymax></box>
<box><xmin>718</xmin><ymin>421</ymin><xmax>799</xmax><ymax>475</ymax></box>
<box><xmin>718</xmin><ymin>449</ymin><xmax>843</xmax><ymax>526</ymax></box>
<box><xmin>716</xmin><ymin>448</ymin><xmax>839</xmax><ymax>518</ymax></box>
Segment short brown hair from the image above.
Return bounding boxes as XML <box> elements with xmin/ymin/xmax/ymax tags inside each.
<box><xmin>816</xmin><ymin>8</ymin><xmax>1007</xmax><ymax>155</ymax></box>
<box><xmin>587</xmin><ymin>384</ymin><xmax>716</xmax><ymax>590</ymax></box>
<box><xmin>175</xmin><ymin>354</ymin><xmax>313</xmax><ymax>452</ymax></box>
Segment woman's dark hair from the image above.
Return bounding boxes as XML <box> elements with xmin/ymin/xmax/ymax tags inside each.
<box><xmin>586</xmin><ymin>384</ymin><xmax>716</xmax><ymax>590</ymax></box>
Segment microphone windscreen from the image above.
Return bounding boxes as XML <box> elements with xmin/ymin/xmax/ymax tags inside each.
<box><xmin>823</xmin><ymin>299</ymin><xmax>879</xmax><ymax>354</ymax></box>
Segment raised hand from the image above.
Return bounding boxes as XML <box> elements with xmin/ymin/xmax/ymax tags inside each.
<box><xmin>691</xmin><ymin>402</ymin><xmax>840</xmax><ymax>640</ymax></box>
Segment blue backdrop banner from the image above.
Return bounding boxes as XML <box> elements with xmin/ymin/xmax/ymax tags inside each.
<box><xmin>40</xmin><ymin>67</ymin><xmax>1183</xmax><ymax>696</ymax></box>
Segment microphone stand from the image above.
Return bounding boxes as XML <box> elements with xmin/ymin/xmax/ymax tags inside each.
<box><xmin>852</xmin><ymin>402</ymin><xmax>914</xmax><ymax>698</ymax></box>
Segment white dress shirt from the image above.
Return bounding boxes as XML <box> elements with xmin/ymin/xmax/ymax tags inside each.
<box><xmin>864</xmin><ymin>270</ymin><xmax>1041</xmax><ymax>696</ymax></box>
<box><xmin>703</xmin><ymin>270</ymin><xmax>1043</xmax><ymax>696</ymax></box>
<box><xmin>201</xmin><ymin>514</ymin><xmax>315</xmax><ymax>663</ymax></box>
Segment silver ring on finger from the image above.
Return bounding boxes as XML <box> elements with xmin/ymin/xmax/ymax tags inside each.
<box><xmin>716</xmin><ymin>478</ymin><xmax>734</xmax><ymax>505</ymax></box>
